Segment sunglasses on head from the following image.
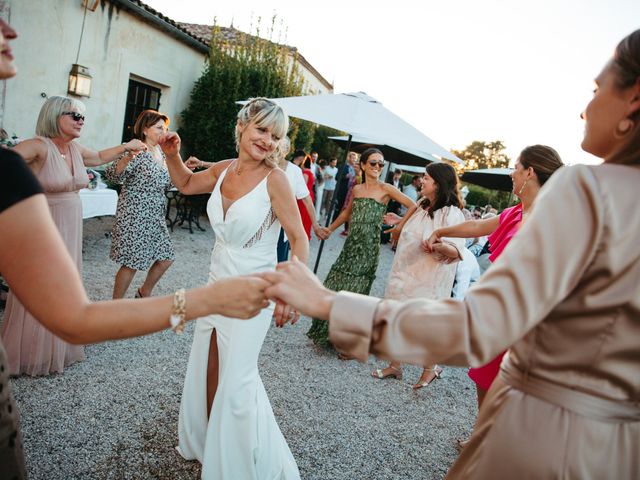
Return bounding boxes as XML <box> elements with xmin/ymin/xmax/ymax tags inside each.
<box><xmin>367</xmin><ymin>159</ymin><xmax>385</xmax><ymax>168</ymax></box>
<box><xmin>62</xmin><ymin>111</ymin><xmax>85</xmax><ymax>122</ymax></box>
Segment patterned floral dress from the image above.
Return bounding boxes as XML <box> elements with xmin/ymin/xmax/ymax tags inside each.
<box><xmin>308</xmin><ymin>197</ymin><xmax>386</xmax><ymax>347</ymax></box>
<box><xmin>104</xmin><ymin>151</ymin><xmax>175</xmax><ymax>270</ymax></box>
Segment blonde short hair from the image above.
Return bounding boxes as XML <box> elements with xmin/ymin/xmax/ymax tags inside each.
<box><xmin>235</xmin><ymin>98</ymin><xmax>289</xmax><ymax>168</ymax></box>
<box><xmin>35</xmin><ymin>95</ymin><xmax>86</xmax><ymax>138</ymax></box>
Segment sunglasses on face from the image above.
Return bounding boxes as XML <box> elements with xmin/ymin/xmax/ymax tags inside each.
<box><xmin>367</xmin><ymin>160</ymin><xmax>385</xmax><ymax>168</ymax></box>
<box><xmin>62</xmin><ymin>111</ymin><xmax>85</xmax><ymax>122</ymax></box>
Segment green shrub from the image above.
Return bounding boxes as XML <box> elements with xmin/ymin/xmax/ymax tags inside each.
<box><xmin>179</xmin><ymin>17</ymin><xmax>305</xmax><ymax>162</ymax></box>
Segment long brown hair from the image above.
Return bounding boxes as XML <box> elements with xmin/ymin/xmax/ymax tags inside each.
<box><xmin>359</xmin><ymin>148</ymin><xmax>383</xmax><ymax>184</ymax></box>
<box><xmin>419</xmin><ymin>162</ymin><xmax>463</xmax><ymax>218</ymax></box>
<box><xmin>609</xmin><ymin>29</ymin><xmax>640</xmax><ymax>165</ymax></box>
<box><xmin>519</xmin><ymin>145</ymin><xmax>564</xmax><ymax>185</ymax></box>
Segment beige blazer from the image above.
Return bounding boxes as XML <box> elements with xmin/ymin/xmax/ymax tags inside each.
<box><xmin>329</xmin><ymin>164</ymin><xmax>640</xmax><ymax>479</ymax></box>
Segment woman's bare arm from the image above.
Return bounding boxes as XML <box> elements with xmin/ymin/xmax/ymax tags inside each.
<box><xmin>426</xmin><ymin>216</ymin><xmax>501</xmax><ymax>250</ymax></box>
<box><xmin>12</xmin><ymin>138</ymin><xmax>47</xmax><ymax>172</ymax></box>
<box><xmin>299</xmin><ymin>195</ymin><xmax>327</xmax><ymax>239</ymax></box>
<box><xmin>384</xmin><ymin>183</ymin><xmax>416</xmax><ymax>209</ymax></box>
<box><xmin>326</xmin><ymin>189</ymin><xmax>355</xmax><ymax>234</ymax></box>
<box><xmin>158</xmin><ymin>132</ymin><xmax>224</xmax><ymax>194</ymax></box>
<box><xmin>77</xmin><ymin>139</ymin><xmax>146</xmax><ymax>167</ymax></box>
<box><xmin>0</xmin><ymin>196</ymin><xmax>270</xmax><ymax>343</ymax></box>
<box><xmin>268</xmin><ymin>170</ymin><xmax>309</xmax><ymax>265</ymax></box>
<box><xmin>267</xmin><ymin>170</ymin><xmax>310</xmax><ymax>326</ymax></box>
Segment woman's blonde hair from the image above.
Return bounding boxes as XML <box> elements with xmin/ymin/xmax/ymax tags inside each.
<box><xmin>235</xmin><ymin>97</ymin><xmax>289</xmax><ymax>168</ymax></box>
<box><xmin>35</xmin><ymin>95</ymin><xmax>86</xmax><ymax>138</ymax></box>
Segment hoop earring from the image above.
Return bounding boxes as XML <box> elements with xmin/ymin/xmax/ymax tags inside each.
<box><xmin>517</xmin><ymin>179</ymin><xmax>529</xmax><ymax>196</ymax></box>
<box><xmin>614</xmin><ymin>119</ymin><xmax>634</xmax><ymax>138</ymax></box>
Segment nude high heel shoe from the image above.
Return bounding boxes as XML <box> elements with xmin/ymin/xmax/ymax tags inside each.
<box><xmin>372</xmin><ymin>366</ymin><xmax>403</xmax><ymax>380</ymax></box>
<box><xmin>412</xmin><ymin>365</ymin><xmax>443</xmax><ymax>390</ymax></box>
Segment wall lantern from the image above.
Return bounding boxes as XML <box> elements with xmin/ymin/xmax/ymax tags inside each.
<box><xmin>68</xmin><ymin>64</ymin><xmax>92</xmax><ymax>97</ymax></box>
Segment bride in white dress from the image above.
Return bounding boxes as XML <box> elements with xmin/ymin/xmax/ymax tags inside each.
<box><xmin>160</xmin><ymin>98</ymin><xmax>308</xmax><ymax>479</ymax></box>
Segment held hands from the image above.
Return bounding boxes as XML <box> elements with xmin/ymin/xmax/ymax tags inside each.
<box><xmin>209</xmin><ymin>276</ymin><xmax>271</xmax><ymax>319</ymax></box>
<box><xmin>158</xmin><ymin>131</ymin><xmax>181</xmax><ymax>158</ymax></box>
<box><xmin>383</xmin><ymin>224</ymin><xmax>402</xmax><ymax>247</ymax></box>
<box><xmin>383</xmin><ymin>213</ymin><xmax>404</xmax><ymax>247</ymax></box>
<box><xmin>423</xmin><ymin>231</ymin><xmax>441</xmax><ymax>253</ymax></box>
<box><xmin>314</xmin><ymin>225</ymin><xmax>331</xmax><ymax>240</ymax></box>
<box><xmin>421</xmin><ymin>233</ymin><xmax>456</xmax><ymax>263</ymax></box>
<box><xmin>212</xmin><ymin>275</ymin><xmax>304</xmax><ymax>327</ymax></box>
<box><xmin>258</xmin><ymin>256</ymin><xmax>335</xmax><ymax>324</ymax></box>
<box><xmin>383</xmin><ymin>212</ymin><xmax>402</xmax><ymax>226</ymax></box>
<box><xmin>185</xmin><ymin>156</ymin><xmax>202</xmax><ymax>170</ymax></box>
<box><xmin>273</xmin><ymin>301</ymin><xmax>300</xmax><ymax>328</ymax></box>
<box><xmin>124</xmin><ymin>139</ymin><xmax>147</xmax><ymax>156</ymax></box>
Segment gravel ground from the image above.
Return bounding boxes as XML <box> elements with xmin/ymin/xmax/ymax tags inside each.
<box><xmin>5</xmin><ymin>212</ymin><xmax>476</xmax><ymax>480</ymax></box>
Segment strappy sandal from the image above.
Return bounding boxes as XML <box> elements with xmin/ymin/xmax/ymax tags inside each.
<box><xmin>371</xmin><ymin>366</ymin><xmax>403</xmax><ymax>380</ymax></box>
<box><xmin>134</xmin><ymin>288</ymin><xmax>144</xmax><ymax>298</ymax></box>
<box><xmin>412</xmin><ymin>365</ymin><xmax>443</xmax><ymax>390</ymax></box>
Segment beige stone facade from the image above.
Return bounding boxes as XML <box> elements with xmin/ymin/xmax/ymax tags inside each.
<box><xmin>0</xmin><ymin>0</ymin><xmax>332</xmax><ymax>149</ymax></box>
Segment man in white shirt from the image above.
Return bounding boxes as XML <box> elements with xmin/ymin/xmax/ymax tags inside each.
<box><xmin>452</xmin><ymin>247</ymin><xmax>481</xmax><ymax>299</ymax></box>
<box><xmin>278</xmin><ymin>150</ymin><xmax>326</xmax><ymax>261</ymax></box>
<box><xmin>320</xmin><ymin>157</ymin><xmax>338</xmax><ymax>220</ymax></box>
<box><xmin>309</xmin><ymin>151</ymin><xmax>319</xmax><ymax>198</ymax></box>
<box><xmin>386</xmin><ymin>169</ymin><xmax>404</xmax><ymax>214</ymax></box>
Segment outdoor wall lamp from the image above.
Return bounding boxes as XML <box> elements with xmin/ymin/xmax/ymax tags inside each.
<box><xmin>68</xmin><ymin>64</ymin><xmax>92</xmax><ymax>97</ymax></box>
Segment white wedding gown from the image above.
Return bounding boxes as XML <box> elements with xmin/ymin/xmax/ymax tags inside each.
<box><xmin>177</xmin><ymin>166</ymin><xmax>300</xmax><ymax>480</ymax></box>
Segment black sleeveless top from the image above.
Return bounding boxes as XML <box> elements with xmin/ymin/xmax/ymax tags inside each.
<box><xmin>0</xmin><ymin>147</ymin><xmax>42</xmax><ymax>479</ymax></box>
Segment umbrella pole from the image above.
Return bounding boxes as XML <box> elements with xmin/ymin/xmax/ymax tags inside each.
<box><xmin>313</xmin><ymin>134</ymin><xmax>352</xmax><ymax>273</ymax></box>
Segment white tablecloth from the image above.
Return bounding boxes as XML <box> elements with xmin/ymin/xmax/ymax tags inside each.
<box><xmin>80</xmin><ymin>187</ymin><xmax>118</xmax><ymax>219</ymax></box>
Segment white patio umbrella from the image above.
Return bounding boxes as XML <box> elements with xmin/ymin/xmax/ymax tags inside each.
<box><xmin>327</xmin><ymin>134</ymin><xmax>442</xmax><ymax>166</ymax></box>
<box><xmin>240</xmin><ymin>92</ymin><xmax>461</xmax><ymax>163</ymax></box>
<box><xmin>237</xmin><ymin>92</ymin><xmax>460</xmax><ymax>271</ymax></box>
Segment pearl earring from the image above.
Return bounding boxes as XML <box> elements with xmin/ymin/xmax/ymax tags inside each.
<box><xmin>615</xmin><ymin>119</ymin><xmax>633</xmax><ymax>138</ymax></box>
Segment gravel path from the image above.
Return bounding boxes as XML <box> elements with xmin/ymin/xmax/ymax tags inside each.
<box><xmin>6</xmin><ymin>213</ymin><xmax>476</xmax><ymax>479</ymax></box>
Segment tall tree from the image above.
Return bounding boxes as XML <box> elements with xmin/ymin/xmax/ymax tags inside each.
<box><xmin>310</xmin><ymin>125</ymin><xmax>346</xmax><ymax>161</ymax></box>
<box><xmin>452</xmin><ymin>140</ymin><xmax>510</xmax><ymax>171</ymax></box>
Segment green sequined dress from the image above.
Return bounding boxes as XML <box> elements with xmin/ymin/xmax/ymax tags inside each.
<box><xmin>307</xmin><ymin>197</ymin><xmax>387</xmax><ymax>347</ymax></box>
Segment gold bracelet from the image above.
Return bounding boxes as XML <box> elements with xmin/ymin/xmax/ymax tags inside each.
<box><xmin>169</xmin><ymin>288</ymin><xmax>186</xmax><ymax>334</ymax></box>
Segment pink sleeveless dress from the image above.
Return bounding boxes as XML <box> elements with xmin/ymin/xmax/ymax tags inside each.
<box><xmin>1</xmin><ymin>137</ymin><xmax>88</xmax><ymax>376</ymax></box>
<box><xmin>467</xmin><ymin>203</ymin><xmax>523</xmax><ymax>390</ymax></box>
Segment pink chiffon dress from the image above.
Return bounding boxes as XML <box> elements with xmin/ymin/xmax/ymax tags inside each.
<box><xmin>1</xmin><ymin>137</ymin><xmax>88</xmax><ymax>376</ymax></box>
<box><xmin>385</xmin><ymin>206</ymin><xmax>465</xmax><ymax>302</ymax></box>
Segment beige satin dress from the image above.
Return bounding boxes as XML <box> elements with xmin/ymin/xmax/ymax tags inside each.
<box><xmin>328</xmin><ymin>163</ymin><xmax>640</xmax><ymax>479</ymax></box>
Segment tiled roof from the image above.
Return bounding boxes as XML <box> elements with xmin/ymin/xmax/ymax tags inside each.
<box><xmin>179</xmin><ymin>22</ymin><xmax>293</xmax><ymax>51</ymax></box>
<box><xmin>114</xmin><ymin>1</ymin><xmax>332</xmax><ymax>91</ymax></box>
<box><xmin>110</xmin><ymin>0</ymin><xmax>209</xmax><ymax>51</ymax></box>
<box><xmin>180</xmin><ymin>22</ymin><xmax>332</xmax><ymax>91</ymax></box>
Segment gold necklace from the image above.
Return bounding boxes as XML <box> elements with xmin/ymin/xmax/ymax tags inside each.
<box><xmin>234</xmin><ymin>160</ymin><xmax>243</xmax><ymax>175</ymax></box>
<box><xmin>52</xmin><ymin>140</ymin><xmax>67</xmax><ymax>160</ymax></box>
